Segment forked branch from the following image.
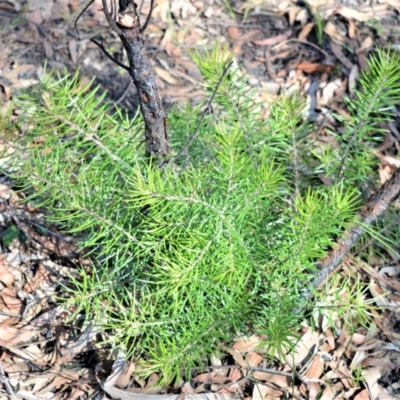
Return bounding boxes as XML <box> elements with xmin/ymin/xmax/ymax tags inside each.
<box><xmin>76</xmin><ymin>0</ymin><xmax>169</xmax><ymax>157</ymax></box>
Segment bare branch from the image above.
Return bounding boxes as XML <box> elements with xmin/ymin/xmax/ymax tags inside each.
<box><xmin>90</xmin><ymin>38</ymin><xmax>130</xmax><ymax>71</ymax></box>
<box><xmin>102</xmin><ymin>0</ymin><xmax>123</xmax><ymax>35</ymax></box>
<box><xmin>140</xmin><ymin>0</ymin><xmax>155</xmax><ymax>33</ymax></box>
<box><xmin>305</xmin><ymin>167</ymin><xmax>400</xmax><ymax>300</ymax></box>
<box><xmin>74</xmin><ymin>0</ymin><xmax>95</xmax><ymax>39</ymax></box>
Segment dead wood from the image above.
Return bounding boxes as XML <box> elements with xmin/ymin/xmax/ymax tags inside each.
<box><xmin>305</xmin><ymin>167</ymin><xmax>400</xmax><ymax>300</ymax></box>
<box><xmin>76</xmin><ymin>0</ymin><xmax>170</xmax><ymax>157</ymax></box>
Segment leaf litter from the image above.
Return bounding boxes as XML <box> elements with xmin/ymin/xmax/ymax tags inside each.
<box><xmin>1</xmin><ymin>0</ymin><xmax>400</xmax><ymax>398</ymax></box>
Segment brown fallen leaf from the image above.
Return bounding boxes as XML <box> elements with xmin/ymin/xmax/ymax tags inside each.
<box><xmin>330</xmin><ymin>41</ymin><xmax>353</xmax><ymax>69</ymax></box>
<box><xmin>193</xmin><ymin>372</ymin><xmax>215</xmax><ymax>383</ymax></box>
<box><xmin>298</xmin><ymin>22</ymin><xmax>315</xmax><ymax>41</ymax></box>
<box><xmin>348</xmin><ymin>18</ymin><xmax>356</xmax><ymax>39</ymax></box>
<box><xmin>252</xmin><ymin>370</ymin><xmax>289</xmax><ymax>389</ymax></box>
<box><xmin>362</xmin><ymin>367</ymin><xmax>382</xmax><ymax>399</ymax></box>
<box><xmin>354</xmin><ymin>389</ymin><xmax>370</xmax><ymax>400</ymax></box>
<box><xmin>232</xmin><ymin>336</ymin><xmax>264</xmax><ymax>354</ymax></box>
<box><xmin>357</xmin><ymin>37</ymin><xmax>374</xmax><ymax>54</ymax></box>
<box><xmin>305</xmin><ymin>353</ymin><xmax>324</xmax><ymax>380</ymax></box>
<box><xmin>228</xmin><ymin>26</ymin><xmax>240</xmax><ymax>40</ymax></box>
<box><xmin>116</xmin><ymin>361</ymin><xmax>136</xmax><ymax>389</ymax></box>
<box><xmin>252</xmin><ymin>383</ymin><xmax>269</xmax><ymax>400</ymax></box>
<box><xmin>296</xmin><ymin>62</ymin><xmax>333</xmax><ymax>74</ymax></box>
<box><xmin>228</xmin><ymin>367</ymin><xmax>241</xmax><ymax>382</ymax></box>
<box><xmin>285</xmin><ymin>328</ymin><xmax>320</xmax><ymax>366</ymax></box>
<box><xmin>154</xmin><ymin>67</ymin><xmax>179</xmax><ymax>85</ymax></box>
<box><xmin>0</xmin><ymin>326</ymin><xmax>18</xmax><ymax>343</ymax></box>
<box><xmin>0</xmin><ymin>287</ymin><xmax>23</xmax><ymax>314</ymax></box>
<box><xmin>0</xmin><ymin>262</ymin><xmax>16</xmax><ymax>287</ymax></box>
<box><xmin>253</xmin><ymin>31</ymin><xmax>292</xmax><ymax>46</ymax></box>
<box><xmin>337</xmin><ymin>6</ymin><xmax>371</xmax><ymax>22</ymax></box>
<box><xmin>246</xmin><ymin>352</ymin><xmax>263</xmax><ymax>367</ymax></box>
<box><xmin>324</xmin><ymin>21</ymin><xmax>346</xmax><ymax>43</ymax></box>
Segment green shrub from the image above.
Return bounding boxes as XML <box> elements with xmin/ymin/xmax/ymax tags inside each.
<box><xmin>4</xmin><ymin>47</ymin><xmax>400</xmax><ymax>383</ymax></box>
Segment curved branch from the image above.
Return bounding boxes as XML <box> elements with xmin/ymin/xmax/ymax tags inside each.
<box><xmin>74</xmin><ymin>0</ymin><xmax>95</xmax><ymax>39</ymax></box>
<box><xmin>90</xmin><ymin>38</ymin><xmax>129</xmax><ymax>71</ymax></box>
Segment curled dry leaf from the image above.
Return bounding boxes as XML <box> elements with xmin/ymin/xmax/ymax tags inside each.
<box><xmin>0</xmin><ymin>287</ymin><xmax>23</xmax><ymax>316</ymax></box>
<box><xmin>318</xmin><ymin>79</ymin><xmax>341</xmax><ymax>106</ymax></box>
<box><xmin>116</xmin><ymin>361</ymin><xmax>136</xmax><ymax>389</ymax></box>
<box><xmin>378</xmin><ymin>156</ymin><xmax>400</xmax><ymax>184</ymax></box>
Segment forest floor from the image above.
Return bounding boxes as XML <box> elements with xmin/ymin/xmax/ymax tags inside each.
<box><xmin>1</xmin><ymin>0</ymin><xmax>400</xmax><ymax>399</ymax></box>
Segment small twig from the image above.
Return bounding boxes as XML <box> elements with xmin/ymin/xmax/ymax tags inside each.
<box><xmin>162</xmin><ymin>61</ymin><xmax>233</xmax><ymax>167</ymax></box>
<box><xmin>114</xmin><ymin>79</ymin><xmax>133</xmax><ymax>105</ymax></box>
<box><xmin>102</xmin><ymin>0</ymin><xmax>123</xmax><ymax>35</ymax></box>
<box><xmin>305</xmin><ymin>167</ymin><xmax>400</xmax><ymax>300</ymax></box>
<box><xmin>273</xmin><ymin>39</ymin><xmax>331</xmax><ymax>61</ymax></box>
<box><xmin>209</xmin><ymin>364</ymin><xmax>309</xmax><ymax>387</ymax></box>
<box><xmin>90</xmin><ymin>38</ymin><xmax>129</xmax><ymax>71</ymax></box>
<box><xmin>140</xmin><ymin>0</ymin><xmax>155</xmax><ymax>33</ymax></box>
<box><xmin>74</xmin><ymin>0</ymin><xmax>95</xmax><ymax>39</ymax></box>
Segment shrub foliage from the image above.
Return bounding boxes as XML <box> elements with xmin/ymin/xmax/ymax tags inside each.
<box><xmin>5</xmin><ymin>47</ymin><xmax>400</xmax><ymax>382</ymax></box>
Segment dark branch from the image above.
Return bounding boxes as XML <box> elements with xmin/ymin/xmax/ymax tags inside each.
<box><xmin>74</xmin><ymin>0</ymin><xmax>95</xmax><ymax>39</ymax></box>
<box><xmin>90</xmin><ymin>38</ymin><xmax>129</xmax><ymax>71</ymax></box>
<box><xmin>102</xmin><ymin>0</ymin><xmax>122</xmax><ymax>35</ymax></box>
<box><xmin>140</xmin><ymin>0</ymin><xmax>155</xmax><ymax>33</ymax></box>
<box><xmin>304</xmin><ymin>166</ymin><xmax>400</xmax><ymax>301</ymax></box>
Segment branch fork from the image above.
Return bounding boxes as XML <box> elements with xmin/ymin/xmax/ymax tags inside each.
<box><xmin>76</xmin><ymin>0</ymin><xmax>169</xmax><ymax>157</ymax></box>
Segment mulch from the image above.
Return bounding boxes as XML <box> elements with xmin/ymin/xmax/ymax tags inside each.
<box><xmin>1</xmin><ymin>0</ymin><xmax>400</xmax><ymax>399</ymax></box>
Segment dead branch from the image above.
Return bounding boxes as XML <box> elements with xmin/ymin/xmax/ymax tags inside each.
<box><xmin>305</xmin><ymin>166</ymin><xmax>400</xmax><ymax>300</ymax></box>
<box><xmin>76</xmin><ymin>0</ymin><xmax>170</xmax><ymax>157</ymax></box>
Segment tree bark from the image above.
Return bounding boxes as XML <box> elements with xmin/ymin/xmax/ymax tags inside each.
<box><xmin>100</xmin><ymin>0</ymin><xmax>170</xmax><ymax>157</ymax></box>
